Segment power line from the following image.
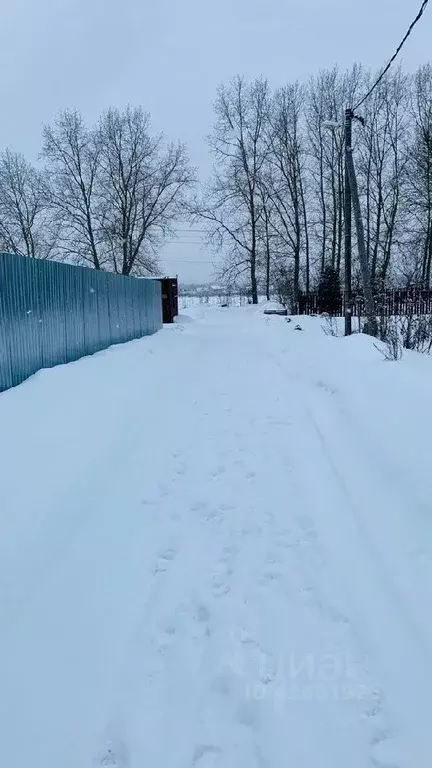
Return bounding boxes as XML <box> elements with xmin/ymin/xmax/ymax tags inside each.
<box><xmin>353</xmin><ymin>0</ymin><xmax>429</xmax><ymax>111</ymax></box>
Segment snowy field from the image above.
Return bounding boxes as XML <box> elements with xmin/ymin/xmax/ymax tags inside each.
<box><xmin>1</xmin><ymin>304</ymin><xmax>432</xmax><ymax>768</ymax></box>
<box><xmin>179</xmin><ymin>294</ymin><xmax>254</xmax><ymax>310</ymax></box>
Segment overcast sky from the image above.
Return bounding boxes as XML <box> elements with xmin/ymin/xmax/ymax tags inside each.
<box><xmin>0</xmin><ymin>0</ymin><xmax>430</xmax><ymax>282</ymax></box>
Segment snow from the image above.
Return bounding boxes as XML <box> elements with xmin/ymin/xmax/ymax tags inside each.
<box><xmin>179</xmin><ymin>294</ymin><xmax>253</xmax><ymax>310</ymax></box>
<box><xmin>1</xmin><ymin>305</ymin><xmax>432</xmax><ymax>767</ymax></box>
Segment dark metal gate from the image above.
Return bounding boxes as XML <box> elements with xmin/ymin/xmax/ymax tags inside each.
<box><xmin>160</xmin><ymin>278</ymin><xmax>178</xmax><ymax>323</ymax></box>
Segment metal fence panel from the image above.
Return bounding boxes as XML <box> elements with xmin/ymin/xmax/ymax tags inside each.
<box><xmin>141</xmin><ymin>280</ymin><xmax>150</xmax><ymax>334</ymax></box>
<box><xmin>131</xmin><ymin>277</ymin><xmax>141</xmax><ymax>338</ymax></box>
<box><xmin>96</xmin><ymin>272</ymin><xmax>111</xmax><ymax>350</ymax></box>
<box><xmin>118</xmin><ymin>275</ymin><xmax>132</xmax><ymax>344</ymax></box>
<box><xmin>0</xmin><ymin>252</ymin><xmax>162</xmax><ymax>393</ymax></box>
<box><xmin>148</xmin><ymin>280</ymin><xmax>156</xmax><ymax>334</ymax></box>
<box><xmin>0</xmin><ymin>255</ymin><xmax>13</xmax><ymax>391</ymax></box>
<box><xmin>152</xmin><ymin>280</ymin><xmax>163</xmax><ymax>332</ymax></box>
<box><xmin>82</xmin><ymin>269</ymin><xmax>101</xmax><ymax>357</ymax></box>
<box><xmin>107</xmin><ymin>272</ymin><xmax>122</xmax><ymax>346</ymax></box>
<box><xmin>2</xmin><ymin>254</ymin><xmax>43</xmax><ymax>389</ymax></box>
<box><xmin>64</xmin><ymin>264</ymin><xmax>86</xmax><ymax>364</ymax></box>
<box><xmin>123</xmin><ymin>279</ymin><xmax>135</xmax><ymax>341</ymax></box>
<box><xmin>38</xmin><ymin>259</ymin><xmax>67</xmax><ymax>369</ymax></box>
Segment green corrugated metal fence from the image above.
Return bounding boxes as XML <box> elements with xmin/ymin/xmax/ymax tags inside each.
<box><xmin>0</xmin><ymin>252</ymin><xmax>162</xmax><ymax>392</ymax></box>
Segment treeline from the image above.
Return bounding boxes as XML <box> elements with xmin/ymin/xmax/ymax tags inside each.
<box><xmin>2</xmin><ymin>65</ymin><xmax>432</xmax><ymax>291</ymax></box>
<box><xmin>0</xmin><ymin>107</ymin><xmax>195</xmax><ymax>275</ymax></box>
<box><xmin>191</xmin><ymin>64</ymin><xmax>432</xmax><ymax>303</ymax></box>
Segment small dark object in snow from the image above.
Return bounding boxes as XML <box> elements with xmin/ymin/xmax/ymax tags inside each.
<box><xmin>263</xmin><ymin>308</ymin><xmax>288</xmax><ymax>316</ymax></box>
<box><xmin>286</xmin><ymin>317</ymin><xmax>292</xmax><ymax>323</ymax></box>
<box><xmin>221</xmin><ymin>303</ymin><xmax>228</xmax><ymax>308</ymax></box>
<box><xmin>294</xmin><ymin>324</ymin><xmax>303</xmax><ymax>331</ymax></box>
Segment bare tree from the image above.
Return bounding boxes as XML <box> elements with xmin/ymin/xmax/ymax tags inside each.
<box><xmin>97</xmin><ymin>106</ymin><xmax>195</xmax><ymax>276</ymax></box>
<box><xmin>306</xmin><ymin>66</ymin><xmax>363</xmax><ymax>283</ymax></box>
<box><xmin>190</xmin><ymin>76</ymin><xmax>270</xmax><ymax>304</ymax></box>
<box><xmin>266</xmin><ymin>83</ymin><xmax>309</xmax><ymax>305</ymax></box>
<box><xmin>307</xmin><ymin>68</ymin><xmax>345</xmax><ymax>276</ymax></box>
<box><xmin>43</xmin><ymin>110</ymin><xmax>103</xmax><ymax>269</ymax></box>
<box><xmin>395</xmin><ymin>241</ymin><xmax>424</xmax><ymax>287</ymax></box>
<box><xmin>0</xmin><ymin>149</ymin><xmax>55</xmax><ymax>259</ymax></box>
<box><xmin>43</xmin><ymin>107</ymin><xmax>194</xmax><ymax>275</ymax></box>
<box><xmin>257</xmin><ymin>179</ymin><xmax>276</xmax><ymax>300</ymax></box>
<box><xmin>357</xmin><ymin>68</ymin><xmax>409</xmax><ymax>290</ymax></box>
<box><xmin>406</xmin><ymin>64</ymin><xmax>432</xmax><ymax>288</ymax></box>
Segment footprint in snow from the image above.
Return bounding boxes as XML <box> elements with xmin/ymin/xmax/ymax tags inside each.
<box><xmin>219</xmin><ymin>502</ymin><xmax>235</xmax><ymax>512</ymax></box>
<box><xmin>363</xmin><ymin>688</ymin><xmax>385</xmax><ymax>719</ymax></box>
<box><xmin>195</xmin><ymin>604</ymin><xmax>211</xmax><ymax>623</ymax></box>
<box><xmin>157</xmin><ymin>483</ymin><xmax>171</xmax><ymax>498</ymax></box>
<box><xmin>205</xmin><ymin>508</ymin><xmax>225</xmax><ymax>523</ymax></box>
<box><xmin>159</xmin><ymin>548</ymin><xmax>176</xmax><ymax>561</ymax></box>
<box><xmin>153</xmin><ymin>548</ymin><xmax>177</xmax><ymax>574</ymax></box>
<box><xmin>156</xmin><ymin>623</ymin><xmax>178</xmax><ymax>655</ymax></box>
<box><xmin>236</xmin><ymin>697</ymin><xmax>261</xmax><ymax>728</ymax></box>
<box><xmin>260</xmin><ymin>570</ymin><xmax>282</xmax><ymax>583</ymax></box>
<box><xmin>211</xmin><ymin>465</ymin><xmax>226</xmax><ymax>479</ymax></box>
<box><xmin>219</xmin><ymin>543</ymin><xmax>239</xmax><ymax>563</ymax></box>
<box><xmin>100</xmin><ymin>750</ymin><xmax>117</xmax><ymax>767</ymax></box>
<box><xmin>213</xmin><ymin>583</ymin><xmax>230</xmax><ymax>598</ymax></box>
<box><xmin>192</xmin><ymin>744</ymin><xmax>222</xmax><ymax>767</ymax></box>
<box><xmin>370</xmin><ymin>732</ymin><xmax>405</xmax><ymax>768</ymax></box>
<box><xmin>316</xmin><ymin>380</ymin><xmax>337</xmax><ymax>395</ymax></box>
<box><xmin>191</xmin><ymin>500</ymin><xmax>208</xmax><ymax>512</ymax></box>
<box><xmin>96</xmin><ymin>739</ymin><xmax>129</xmax><ymax>767</ymax></box>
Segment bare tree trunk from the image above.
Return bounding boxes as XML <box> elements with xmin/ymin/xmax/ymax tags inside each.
<box><xmin>423</xmin><ymin>221</ymin><xmax>432</xmax><ymax>287</ymax></box>
<box><xmin>330</xmin><ymin>138</ymin><xmax>338</xmax><ymax>269</ymax></box>
<box><xmin>264</xmin><ymin>211</ymin><xmax>271</xmax><ymax>300</ymax></box>
<box><xmin>250</xmin><ymin>213</ymin><xmax>259</xmax><ymax>304</ymax></box>
<box><xmin>299</xmin><ymin>172</ymin><xmax>310</xmax><ymax>294</ymax></box>
<box><xmin>319</xmin><ymin>147</ymin><xmax>327</xmax><ymax>275</ymax></box>
<box><xmin>251</xmin><ymin>258</ymin><xmax>258</xmax><ymax>303</ymax></box>
<box><xmin>371</xmin><ymin>184</ymin><xmax>383</xmax><ymax>284</ymax></box>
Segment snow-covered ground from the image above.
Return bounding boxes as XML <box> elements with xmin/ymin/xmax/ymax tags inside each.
<box><xmin>1</xmin><ymin>305</ymin><xmax>432</xmax><ymax>768</ymax></box>
<box><xmin>179</xmin><ymin>294</ymin><xmax>254</xmax><ymax>310</ymax></box>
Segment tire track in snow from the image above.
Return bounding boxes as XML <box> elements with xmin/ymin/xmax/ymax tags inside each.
<box><xmin>178</xmin><ymin>324</ymin><xmax>381</xmax><ymax>766</ymax></box>
<box><xmin>94</xmin><ymin>383</ymin><xmax>258</xmax><ymax>767</ymax></box>
<box><xmin>81</xmin><ymin>311</ymin><xmax>431</xmax><ymax>768</ymax></box>
<box><xmin>180</xmin><ymin>371</ymin><xmax>370</xmax><ymax>763</ymax></box>
<box><xmin>263</xmin><ymin>336</ymin><xmax>431</xmax><ymax>767</ymax></box>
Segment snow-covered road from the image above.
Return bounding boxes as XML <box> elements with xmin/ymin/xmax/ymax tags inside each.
<box><xmin>1</xmin><ymin>305</ymin><xmax>432</xmax><ymax>768</ymax></box>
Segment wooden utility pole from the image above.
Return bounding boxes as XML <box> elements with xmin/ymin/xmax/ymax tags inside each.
<box><xmin>345</xmin><ymin>141</ymin><xmax>378</xmax><ymax>337</ymax></box>
<box><xmin>344</xmin><ymin>108</ymin><xmax>353</xmax><ymax>336</ymax></box>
